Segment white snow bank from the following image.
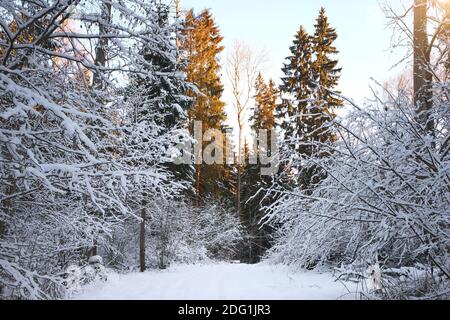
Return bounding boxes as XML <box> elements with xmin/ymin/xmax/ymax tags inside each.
<box><xmin>73</xmin><ymin>263</ymin><xmax>360</xmax><ymax>300</ymax></box>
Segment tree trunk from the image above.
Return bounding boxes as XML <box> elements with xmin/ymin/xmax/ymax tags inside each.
<box><xmin>237</xmin><ymin>167</ymin><xmax>241</xmax><ymax>216</ymax></box>
<box><xmin>92</xmin><ymin>1</ymin><xmax>112</xmax><ymax>90</ymax></box>
<box><xmin>88</xmin><ymin>1</ymin><xmax>112</xmax><ymax>260</ymax></box>
<box><xmin>237</xmin><ymin>123</ymin><xmax>242</xmax><ymax>218</ymax></box>
<box><xmin>413</xmin><ymin>0</ymin><xmax>433</xmax><ymax>132</ymax></box>
<box><xmin>92</xmin><ymin>241</ymin><xmax>97</xmax><ymax>257</ymax></box>
<box><xmin>139</xmin><ymin>208</ymin><xmax>146</xmax><ymax>272</ymax></box>
<box><xmin>195</xmin><ymin>164</ymin><xmax>201</xmax><ymax>208</ymax></box>
<box><xmin>194</xmin><ymin>121</ymin><xmax>202</xmax><ymax>208</ymax></box>
<box><xmin>445</xmin><ymin>6</ymin><xmax>450</xmax><ymax>75</ymax></box>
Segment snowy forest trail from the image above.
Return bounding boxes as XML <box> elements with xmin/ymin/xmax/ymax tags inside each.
<box><xmin>74</xmin><ymin>263</ymin><xmax>359</xmax><ymax>300</ymax></box>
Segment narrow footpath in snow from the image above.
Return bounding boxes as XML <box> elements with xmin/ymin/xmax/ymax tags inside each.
<box><xmin>74</xmin><ymin>263</ymin><xmax>360</xmax><ymax>300</ymax></box>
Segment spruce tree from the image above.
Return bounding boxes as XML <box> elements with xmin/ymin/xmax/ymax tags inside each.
<box><xmin>253</xmin><ymin>73</ymin><xmax>277</xmax><ymax>134</ymax></box>
<box><xmin>312</xmin><ymin>7</ymin><xmax>343</xmax><ymax>115</ymax></box>
<box><xmin>129</xmin><ymin>4</ymin><xmax>192</xmax><ymax>130</ymax></box>
<box><xmin>279</xmin><ymin>26</ymin><xmax>314</xmax><ymax>156</ymax></box>
<box><xmin>277</xmin><ymin>9</ymin><xmax>342</xmax><ymax>190</ymax></box>
<box><xmin>181</xmin><ymin>9</ymin><xmax>227</xmax><ymax>206</ymax></box>
<box><xmin>240</xmin><ymin>73</ymin><xmax>278</xmax><ymax>263</ymax></box>
<box><xmin>125</xmin><ymin>2</ymin><xmax>193</xmax><ymax>183</ymax></box>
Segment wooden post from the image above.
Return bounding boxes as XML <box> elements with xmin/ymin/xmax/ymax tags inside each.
<box><xmin>139</xmin><ymin>208</ymin><xmax>146</xmax><ymax>272</ymax></box>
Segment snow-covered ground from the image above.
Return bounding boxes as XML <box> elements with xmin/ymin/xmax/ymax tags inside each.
<box><xmin>74</xmin><ymin>263</ymin><xmax>360</xmax><ymax>300</ymax></box>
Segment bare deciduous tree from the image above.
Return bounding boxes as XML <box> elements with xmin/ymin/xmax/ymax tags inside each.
<box><xmin>226</xmin><ymin>40</ymin><xmax>266</xmax><ymax>217</ymax></box>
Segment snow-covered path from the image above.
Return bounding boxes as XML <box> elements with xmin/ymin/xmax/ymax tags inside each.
<box><xmin>74</xmin><ymin>263</ymin><xmax>360</xmax><ymax>300</ymax></box>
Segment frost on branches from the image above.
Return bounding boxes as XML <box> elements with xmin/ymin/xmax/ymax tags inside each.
<box><xmin>105</xmin><ymin>200</ymin><xmax>244</xmax><ymax>270</ymax></box>
<box><xmin>264</xmin><ymin>74</ymin><xmax>449</xmax><ymax>298</ymax></box>
<box><xmin>262</xmin><ymin>2</ymin><xmax>449</xmax><ymax>299</ymax></box>
<box><xmin>0</xmin><ymin>0</ymin><xmax>193</xmax><ymax>299</ymax></box>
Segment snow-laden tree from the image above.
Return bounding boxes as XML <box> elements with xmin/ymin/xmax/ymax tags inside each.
<box><xmin>194</xmin><ymin>201</ymin><xmax>245</xmax><ymax>261</ymax></box>
<box><xmin>105</xmin><ymin>199</ymin><xmax>244</xmax><ymax>270</ymax></box>
<box><xmin>263</xmin><ymin>1</ymin><xmax>449</xmax><ymax>298</ymax></box>
<box><xmin>0</xmin><ymin>0</ymin><xmax>188</xmax><ymax>299</ymax></box>
<box><xmin>114</xmin><ymin>0</ymin><xmax>194</xmax><ymax>272</ymax></box>
<box><xmin>265</xmin><ymin>84</ymin><xmax>449</xmax><ymax>269</ymax></box>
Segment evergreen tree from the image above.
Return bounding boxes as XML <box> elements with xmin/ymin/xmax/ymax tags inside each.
<box><xmin>279</xmin><ymin>26</ymin><xmax>314</xmax><ymax>156</ymax></box>
<box><xmin>180</xmin><ymin>9</ymin><xmax>228</xmax><ymax>206</ymax></box>
<box><xmin>253</xmin><ymin>73</ymin><xmax>278</xmax><ymax>134</ymax></box>
<box><xmin>240</xmin><ymin>73</ymin><xmax>278</xmax><ymax>263</ymax></box>
<box><xmin>311</xmin><ymin>7</ymin><xmax>343</xmax><ymax>113</ymax></box>
<box><xmin>124</xmin><ymin>2</ymin><xmax>193</xmax><ymax>184</ymax></box>
<box><xmin>132</xmin><ymin>2</ymin><xmax>193</xmax><ymax>184</ymax></box>
<box><xmin>277</xmin><ymin>9</ymin><xmax>342</xmax><ymax>190</ymax></box>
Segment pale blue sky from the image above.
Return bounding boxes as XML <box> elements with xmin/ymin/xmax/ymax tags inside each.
<box><xmin>181</xmin><ymin>0</ymin><xmax>410</xmax><ymax>131</ymax></box>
